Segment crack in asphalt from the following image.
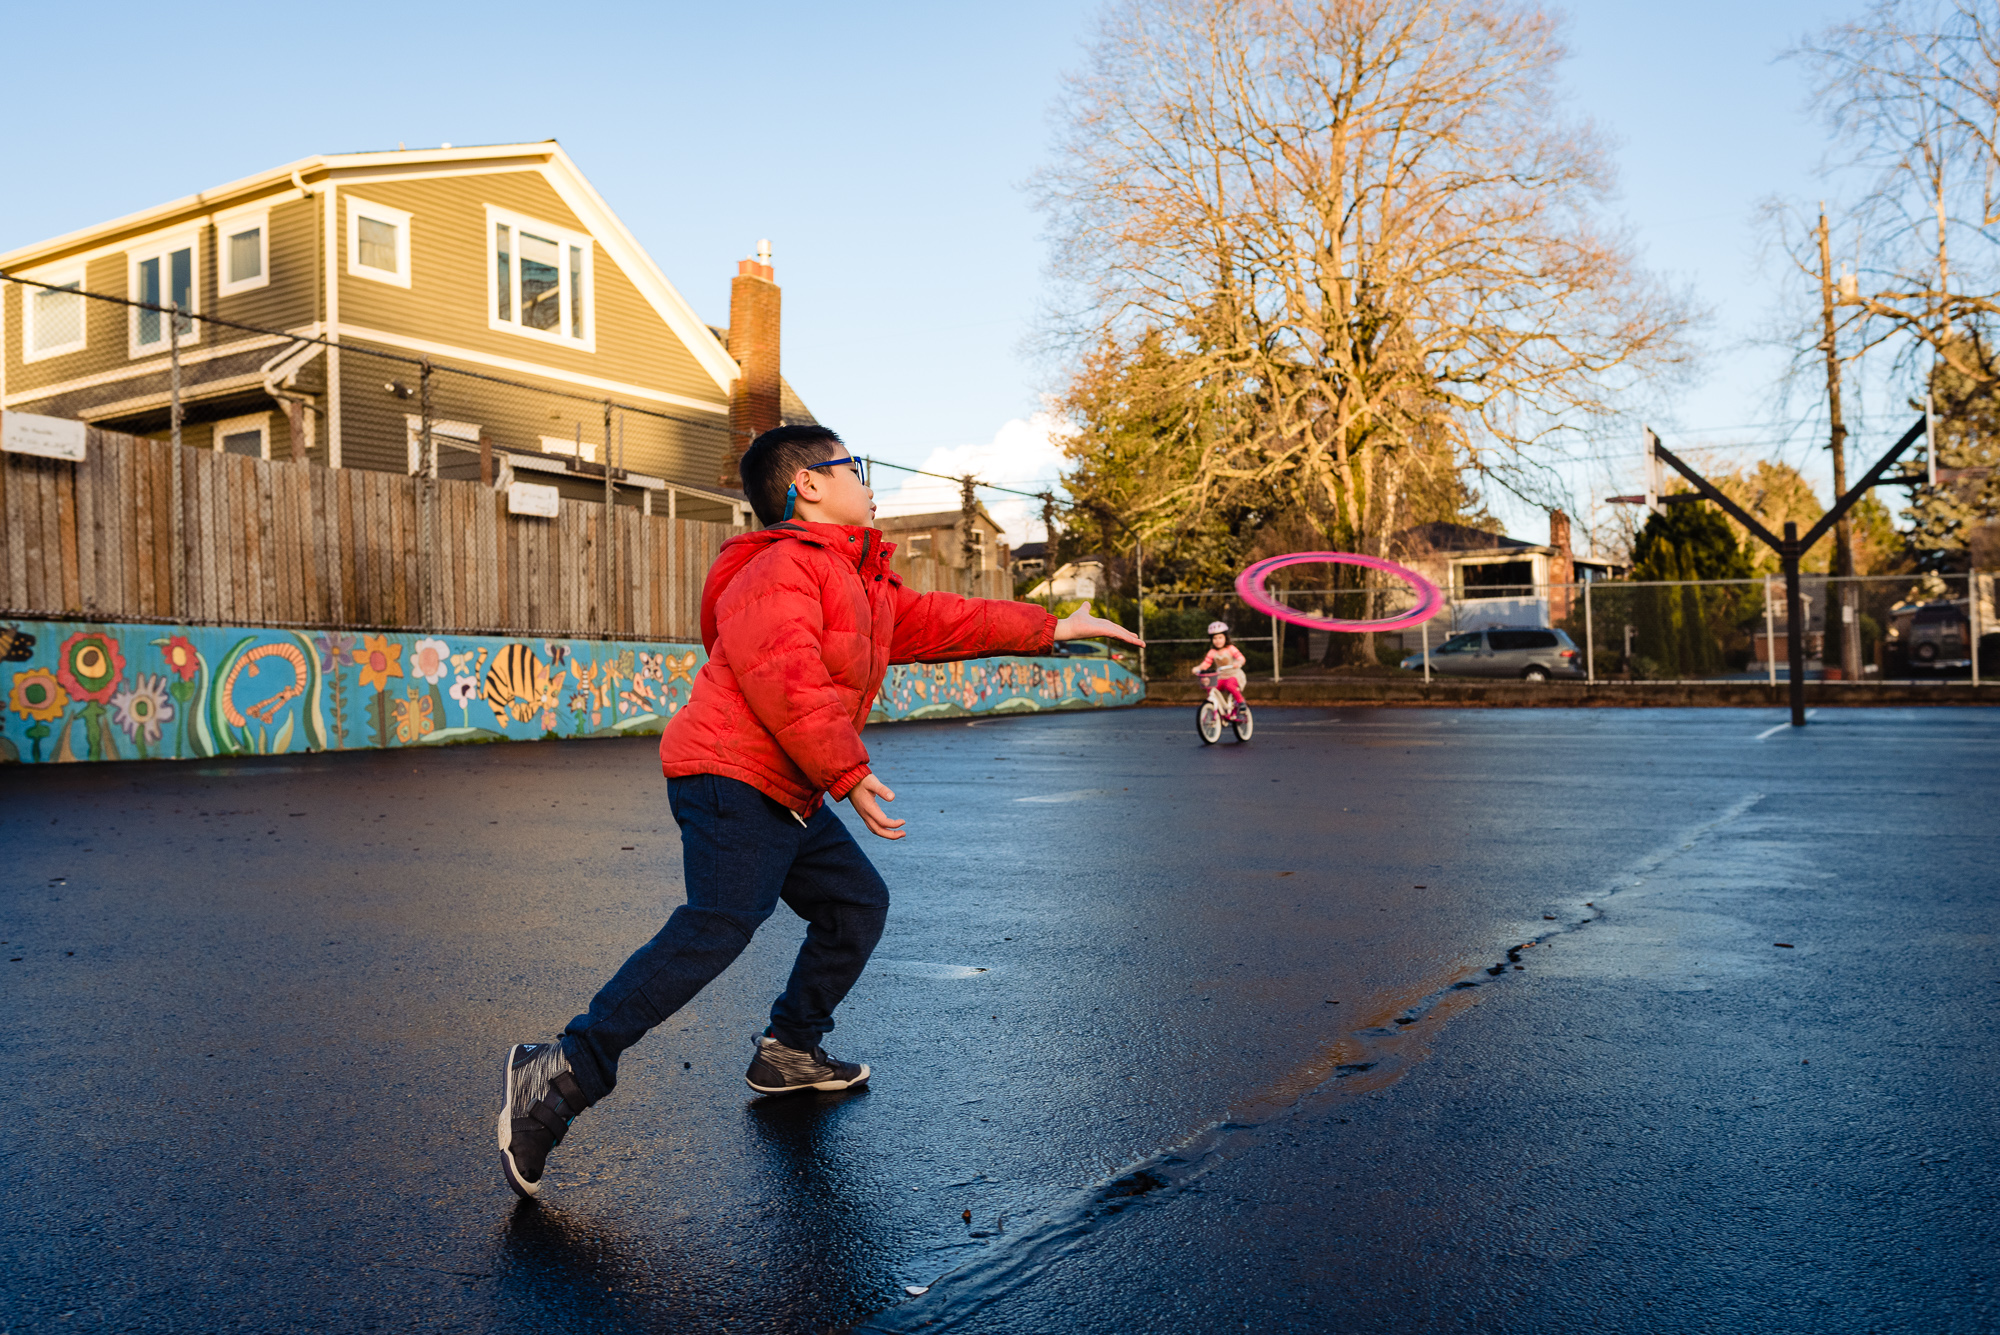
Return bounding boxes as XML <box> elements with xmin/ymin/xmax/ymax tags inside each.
<box><xmin>847</xmin><ymin>791</ymin><xmax>1767</xmax><ymax>1333</ymax></box>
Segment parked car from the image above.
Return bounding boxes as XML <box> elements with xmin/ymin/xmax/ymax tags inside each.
<box><xmin>1885</xmin><ymin>600</ymin><xmax>1972</xmax><ymax>674</ymax></box>
<box><xmin>1400</xmin><ymin>627</ymin><xmax>1584</xmax><ymax>681</ymax></box>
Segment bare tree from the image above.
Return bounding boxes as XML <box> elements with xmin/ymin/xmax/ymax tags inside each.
<box><xmin>1793</xmin><ymin>0</ymin><xmax>2000</xmax><ymax>561</ymax></box>
<box><xmin>1037</xmin><ymin>0</ymin><xmax>1693</xmax><ymax>585</ymax></box>
<box><xmin>1796</xmin><ymin>0</ymin><xmax>2000</xmax><ymax>383</ymax></box>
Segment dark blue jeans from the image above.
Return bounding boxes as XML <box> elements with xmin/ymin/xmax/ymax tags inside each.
<box><xmin>560</xmin><ymin>773</ymin><xmax>890</xmax><ymax>1105</ymax></box>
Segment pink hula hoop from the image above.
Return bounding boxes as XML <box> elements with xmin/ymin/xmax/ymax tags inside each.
<box><xmin>1234</xmin><ymin>552</ymin><xmax>1445</xmax><ymax>633</ymax></box>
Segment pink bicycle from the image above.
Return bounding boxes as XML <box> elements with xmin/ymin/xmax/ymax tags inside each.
<box><xmin>1195</xmin><ymin>672</ymin><xmax>1253</xmax><ymax>744</ymax></box>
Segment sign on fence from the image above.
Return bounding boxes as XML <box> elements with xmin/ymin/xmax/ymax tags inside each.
<box><xmin>1</xmin><ymin>411</ymin><xmax>87</xmax><ymax>462</ymax></box>
<box><xmin>507</xmin><ymin>480</ymin><xmax>560</xmax><ymax>517</ymax></box>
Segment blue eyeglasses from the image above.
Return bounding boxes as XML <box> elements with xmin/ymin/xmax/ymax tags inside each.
<box><xmin>782</xmin><ymin>456</ymin><xmax>871</xmax><ymax>520</ymax></box>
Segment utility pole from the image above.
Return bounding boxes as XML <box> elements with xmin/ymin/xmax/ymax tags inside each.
<box><xmin>1817</xmin><ymin>207</ymin><xmax>1861</xmax><ymax>681</ymax></box>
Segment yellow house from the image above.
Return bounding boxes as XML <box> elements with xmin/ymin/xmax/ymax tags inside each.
<box><xmin>0</xmin><ymin>141</ymin><xmax>814</xmax><ymax>522</ymax></box>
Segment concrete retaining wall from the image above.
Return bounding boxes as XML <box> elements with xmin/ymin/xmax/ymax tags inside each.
<box><xmin>0</xmin><ymin>617</ymin><xmax>1146</xmax><ymax>765</ymax></box>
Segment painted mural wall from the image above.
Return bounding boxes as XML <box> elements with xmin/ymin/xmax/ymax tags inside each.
<box><xmin>0</xmin><ymin>620</ymin><xmax>1143</xmax><ymax>765</ymax></box>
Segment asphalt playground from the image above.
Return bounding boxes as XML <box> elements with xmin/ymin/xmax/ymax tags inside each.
<box><xmin>4</xmin><ymin>705</ymin><xmax>1996</xmax><ymax>1333</ymax></box>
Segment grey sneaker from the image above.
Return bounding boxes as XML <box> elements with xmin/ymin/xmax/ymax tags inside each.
<box><xmin>744</xmin><ymin>1032</ymin><xmax>870</xmax><ymax>1094</ymax></box>
<box><xmin>498</xmin><ymin>1042</ymin><xmax>588</xmax><ymax>1198</ymax></box>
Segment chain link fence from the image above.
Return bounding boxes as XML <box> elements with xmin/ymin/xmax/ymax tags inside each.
<box><xmin>1135</xmin><ymin>575</ymin><xmax>1997</xmax><ymax>686</ymax></box>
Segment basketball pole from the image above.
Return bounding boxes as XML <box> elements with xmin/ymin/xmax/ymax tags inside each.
<box><xmin>1643</xmin><ymin>415</ymin><xmax>1931</xmax><ymax>727</ymax></box>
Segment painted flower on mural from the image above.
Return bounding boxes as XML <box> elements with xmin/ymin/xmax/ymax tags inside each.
<box><xmin>448</xmin><ymin>675</ymin><xmax>481</xmax><ymax>727</ymax></box>
<box><xmin>313</xmin><ymin>632</ymin><xmax>358</xmax><ymax>673</ymax></box>
<box><xmin>55</xmin><ymin>631</ymin><xmax>125</xmax><ymax>704</ymax></box>
<box><xmin>159</xmin><ymin>634</ymin><xmax>199</xmax><ymax>682</ymax></box>
<box><xmin>9</xmin><ymin>668</ymin><xmax>67</xmax><ymax>722</ymax></box>
<box><xmin>392</xmin><ymin>689</ymin><xmax>435</xmax><ymax>743</ymax></box>
<box><xmin>109</xmin><ymin>674</ymin><xmax>174</xmax><ymax>744</ymax></box>
<box><xmin>410</xmin><ymin>637</ymin><xmax>451</xmax><ymax>685</ymax></box>
<box><xmin>353</xmin><ymin>635</ymin><xmax>404</xmax><ymax>691</ymax></box>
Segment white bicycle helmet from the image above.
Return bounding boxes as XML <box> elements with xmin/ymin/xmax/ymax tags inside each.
<box><xmin>1206</xmin><ymin>621</ymin><xmax>1230</xmax><ymax>635</ymax></box>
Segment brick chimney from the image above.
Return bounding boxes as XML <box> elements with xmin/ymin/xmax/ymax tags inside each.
<box><xmin>722</xmin><ymin>240</ymin><xmax>781</xmax><ymax>487</ymax></box>
<box><xmin>1547</xmin><ymin>508</ymin><xmax>1574</xmax><ymax>623</ymax></box>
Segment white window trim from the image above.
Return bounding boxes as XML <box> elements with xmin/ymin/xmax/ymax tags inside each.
<box><xmin>536</xmin><ymin>434</ymin><xmax>601</xmax><ymax>464</ymax></box>
<box><xmin>126</xmin><ymin>228</ymin><xmax>202</xmax><ymax>360</ymax></box>
<box><xmin>217</xmin><ymin>210</ymin><xmax>271</xmax><ymax>298</ymax></box>
<box><xmin>485</xmin><ymin>205</ymin><xmax>595</xmax><ymax>352</ymax></box>
<box><xmin>347</xmin><ymin>196</ymin><xmax>413</xmax><ymax>289</ymax></box>
<box><xmin>21</xmin><ymin>262</ymin><xmax>88</xmax><ymax>365</ymax></box>
<box><xmin>405</xmin><ymin>415</ymin><xmax>481</xmax><ymax>473</ymax></box>
<box><xmin>213</xmin><ymin>412</ymin><xmax>272</xmax><ymax>460</ymax></box>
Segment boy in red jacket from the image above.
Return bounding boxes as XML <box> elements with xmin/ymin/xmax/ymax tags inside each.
<box><xmin>498</xmin><ymin>425</ymin><xmax>1142</xmax><ymax>1197</ymax></box>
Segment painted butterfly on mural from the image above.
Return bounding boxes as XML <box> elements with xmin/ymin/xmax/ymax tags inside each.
<box><xmin>663</xmin><ymin>651</ymin><xmax>697</xmax><ymax>685</ymax></box>
<box><xmin>0</xmin><ymin>625</ymin><xmax>36</xmax><ymax>662</ymax></box>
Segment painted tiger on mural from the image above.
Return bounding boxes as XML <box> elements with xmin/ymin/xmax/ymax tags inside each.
<box><xmin>483</xmin><ymin>643</ymin><xmax>555</xmax><ymax>723</ymax></box>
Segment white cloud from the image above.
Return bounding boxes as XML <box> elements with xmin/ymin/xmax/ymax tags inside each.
<box><xmin>871</xmin><ymin>413</ymin><xmax>1072</xmax><ymax>548</ymax></box>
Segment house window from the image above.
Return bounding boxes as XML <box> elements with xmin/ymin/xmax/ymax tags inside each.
<box><xmin>346</xmin><ymin>196</ymin><xmax>413</xmax><ymax>288</ymax></box>
<box><xmin>217</xmin><ymin>210</ymin><xmax>270</xmax><ymax>296</ymax></box>
<box><xmin>536</xmin><ymin>434</ymin><xmax>600</xmax><ymax>464</ymax></box>
<box><xmin>128</xmin><ymin>231</ymin><xmax>199</xmax><ymax>357</ymax></box>
<box><xmin>907</xmin><ymin>534</ymin><xmax>933</xmax><ymax>557</ymax></box>
<box><xmin>213</xmin><ymin>413</ymin><xmax>271</xmax><ymax>460</ymax></box>
<box><xmin>487</xmin><ymin>206</ymin><xmax>592</xmax><ymax>348</ymax></box>
<box><xmin>406</xmin><ymin>417</ymin><xmax>483</xmax><ymax>474</ymax></box>
<box><xmin>22</xmin><ymin>265</ymin><xmax>87</xmax><ymax>362</ymax></box>
<box><xmin>1457</xmin><ymin>560</ymin><xmax>1535</xmax><ymax>599</ymax></box>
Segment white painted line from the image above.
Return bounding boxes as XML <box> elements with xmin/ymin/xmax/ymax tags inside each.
<box><xmin>1754</xmin><ymin>708</ymin><xmax>1818</xmax><ymax>740</ymax></box>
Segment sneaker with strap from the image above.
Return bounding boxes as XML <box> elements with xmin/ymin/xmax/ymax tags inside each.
<box><xmin>498</xmin><ymin>1041</ymin><xmax>588</xmax><ymax>1198</ymax></box>
<box><xmin>744</xmin><ymin>1031</ymin><xmax>870</xmax><ymax>1094</ymax></box>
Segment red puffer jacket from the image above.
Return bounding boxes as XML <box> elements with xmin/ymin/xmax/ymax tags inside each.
<box><xmin>659</xmin><ymin>520</ymin><xmax>1056</xmax><ymax>813</ymax></box>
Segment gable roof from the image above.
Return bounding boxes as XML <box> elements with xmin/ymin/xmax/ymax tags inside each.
<box><xmin>0</xmin><ymin>141</ymin><xmax>741</xmax><ymax>395</ymax></box>
<box><xmin>874</xmin><ymin>505</ymin><xmax>1003</xmax><ymax>533</ymax></box>
<box><xmin>1394</xmin><ymin>521</ymin><xmax>1535</xmax><ymax>555</ymax></box>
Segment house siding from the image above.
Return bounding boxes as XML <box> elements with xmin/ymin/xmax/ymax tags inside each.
<box><xmin>4</xmin><ymin>185</ymin><xmax>315</xmax><ymax>412</ymax></box>
<box><xmin>335</xmin><ymin>337</ymin><xmax>730</xmax><ymax>486</ymax></box>
<box><xmin>329</xmin><ymin>171</ymin><xmax>728</xmax><ymax>409</ymax></box>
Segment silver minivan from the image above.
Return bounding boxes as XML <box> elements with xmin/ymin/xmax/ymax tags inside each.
<box><xmin>1401</xmin><ymin>627</ymin><xmax>1584</xmax><ymax>681</ymax></box>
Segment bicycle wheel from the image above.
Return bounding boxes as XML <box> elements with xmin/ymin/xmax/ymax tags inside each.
<box><xmin>1231</xmin><ymin>704</ymin><xmax>1254</xmax><ymax>741</ymax></box>
<box><xmin>1197</xmin><ymin>702</ymin><xmax>1223</xmax><ymax>744</ymax></box>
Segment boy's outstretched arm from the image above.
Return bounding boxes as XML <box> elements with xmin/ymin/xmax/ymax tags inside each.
<box><xmin>1053</xmin><ymin>600</ymin><xmax>1144</xmax><ymax>647</ymax></box>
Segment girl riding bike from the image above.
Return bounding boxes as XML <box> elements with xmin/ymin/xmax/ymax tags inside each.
<box><xmin>1192</xmin><ymin>621</ymin><xmax>1248</xmax><ymax>720</ymax></box>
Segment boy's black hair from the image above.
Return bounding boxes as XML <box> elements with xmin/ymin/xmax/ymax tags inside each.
<box><xmin>739</xmin><ymin>425</ymin><xmax>847</xmax><ymax>527</ymax></box>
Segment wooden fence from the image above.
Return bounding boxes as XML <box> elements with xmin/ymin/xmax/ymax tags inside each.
<box><xmin>0</xmin><ymin>428</ymin><xmax>734</xmax><ymax>640</ymax></box>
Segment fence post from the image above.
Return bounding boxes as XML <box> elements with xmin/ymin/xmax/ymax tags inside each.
<box><xmin>1272</xmin><ymin>612</ymin><xmax>1281</xmax><ymax>682</ymax></box>
<box><xmin>1583</xmin><ymin>579</ymin><xmax>1594</xmax><ymax>683</ymax></box>
<box><xmin>419</xmin><ymin>358</ymin><xmax>434</xmax><ymax>478</ymax></box>
<box><xmin>1970</xmin><ymin>571</ymin><xmax>1981</xmax><ymax>689</ymax></box>
<box><xmin>1764</xmin><ymin>575</ymin><xmax>1777</xmax><ymax>688</ymax></box>
<box><xmin>603</xmin><ymin>400</ymin><xmax>616</xmax><ymax>638</ymax></box>
<box><xmin>1135</xmin><ymin>538</ymin><xmax>1145</xmax><ymax>681</ymax></box>
<box><xmin>168</xmin><ymin>303</ymin><xmax>182</xmax><ymax>451</ymax></box>
<box><xmin>1422</xmin><ymin>615</ymin><xmax>1431</xmax><ymax>684</ymax></box>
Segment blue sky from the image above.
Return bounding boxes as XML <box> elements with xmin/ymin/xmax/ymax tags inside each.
<box><xmin>2</xmin><ymin>1</ymin><xmax>1883</xmax><ymax>549</ymax></box>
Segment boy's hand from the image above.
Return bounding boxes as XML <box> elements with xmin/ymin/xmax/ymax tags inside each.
<box><xmin>1054</xmin><ymin>600</ymin><xmax>1145</xmax><ymax>647</ymax></box>
<box><xmin>846</xmin><ymin>773</ymin><xmax>906</xmax><ymax>840</ymax></box>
